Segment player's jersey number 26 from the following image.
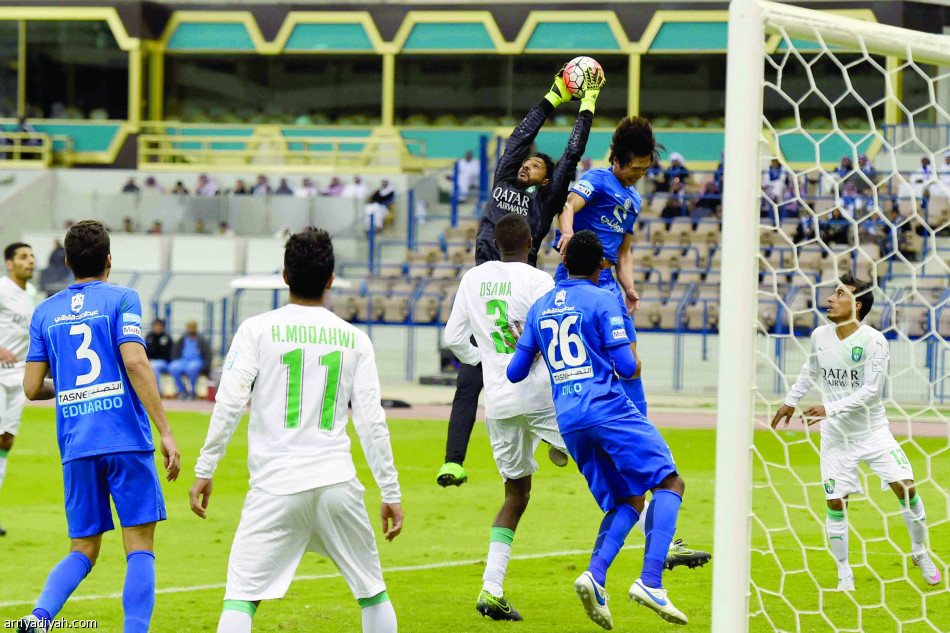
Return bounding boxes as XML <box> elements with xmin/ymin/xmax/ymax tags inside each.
<box><xmin>539</xmin><ymin>313</ymin><xmax>593</xmax><ymax>384</ymax></box>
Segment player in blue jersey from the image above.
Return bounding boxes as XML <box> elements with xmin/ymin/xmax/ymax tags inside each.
<box><xmin>508</xmin><ymin>230</ymin><xmax>688</xmax><ymax>628</ymax></box>
<box><xmin>554</xmin><ymin>117</ymin><xmax>660</xmax><ymax>419</ymax></box>
<box><xmin>18</xmin><ymin>220</ymin><xmax>181</xmax><ymax>633</ymax></box>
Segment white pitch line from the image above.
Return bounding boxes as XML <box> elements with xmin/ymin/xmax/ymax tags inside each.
<box><xmin>0</xmin><ymin>545</ymin><xmax>644</xmax><ymax>608</ymax></box>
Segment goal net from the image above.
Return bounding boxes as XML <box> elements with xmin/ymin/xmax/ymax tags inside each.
<box><xmin>714</xmin><ymin>2</ymin><xmax>950</xmax><ymax>632</ymax></box>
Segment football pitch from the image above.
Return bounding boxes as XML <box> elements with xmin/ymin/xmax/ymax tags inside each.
<box><xmin>1</xmin><ymin>407</ymin><xmax>946</xmax><ymax>632</ymax></box>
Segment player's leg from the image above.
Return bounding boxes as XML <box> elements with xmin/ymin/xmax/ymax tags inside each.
<box><xmin>0</xmin><ymin>432</ymin><xmax>12</xmax><ymax>536</ymax></box>
<box><xmin>168</xmin><ymin>358</ymin><xmax>187</xmax><ymax>398</ymax></box>
<box><xmin>820</xmin><ymin>435</ymin><xmax>860</xmax><ymax>590</ymax></box>
<box><xmin>308</xmin><ymin>479</ymin><xmax>395</xmax><ymax>633</ymax></box>
<box><xmin>0</xmin><ymin>382</ymin><xmax>26</xmax><ymax>536</ymax></box>
<box><xmin>218</xmin><ymin>600</ymin><xmax>261</xmax><ymax>633</ymax></box>
<box><xmin>437</xmin><ymin>361</ymin><xmax>483</xmax><ymax>487</ymax></box>
<box><xmin>121</xmin><ymin>523</ymin><xmax>157</xmax><ymax>633</ymax></box>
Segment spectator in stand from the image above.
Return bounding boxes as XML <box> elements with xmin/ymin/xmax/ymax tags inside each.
<box><xmin>171</xmin><ymin>181</ymin><xmax>189</xmax><ymax>195</ymax></box>
<box><xmin>296</xmin><ymin>177</ymin><xmax>318</xmax><ymax>197</ymax></box>
<box><xmin>763</xmin><ymin>158</ymin><xmax>791</xmax><ymax>203</ymax></box>
<box><xmin>275</xmin><ymin>178</ymin><xmax>294</xmax><ymax>195</ymax></box>
<box><xmin>793</xmin><ymin>208</ymin><xmax>817</xmax><ymax>244</ymax></box>
<box><xmin>836</xmin><ymin>181</ymin><xmax>868</xmax><ymax>218</ymax></box>
<box><xmin>218</xmin><ymin>222</ymin><xmax>235</xmax><ymax>237</ymax></box>
<box><xmin>148</xmin><ymin>221</ymin><xmax>163</xmax><ymax>234</ymax></box>
<box><xmin>834</xmin><ymin>155</ymin><xmax>853</xmax><ymax>180</ymax></box>
<box><xmin>820</xmin><ymin>207</ymin><xmax>851</xmax><ymax>246</ymax></box>
<box><xmin>881</xmin><ymin>207</ymin><xmax>910</xmax><ymax>256</ymax></box>
<box><xmin>232</xmin><ymin>179</ymin><xmax>249</xmax><ymax>195</ymax></box>
<box><xmin>575</xmin><ymin>156</ymin><xmax>593</xmax><ymax>183</ymax></box>
<box><xmin>856</xmin><ymin>154</ymin><xmax>877</xmax><ymax>193</ymax></box>
<box><xmin>693</xmin><ymin>181</ymin><xmax>721</xmax><ymax>225</ymax></box>
<box><xmin>779</xmin><ymin>189</ymin><xmax>800</xmax><ymax>218</ymax></box>
<box><xmin>196</xmin><ymin>173</ymin><xmax>218</xmax><ymax>197</ymax></box>
<box><xmin>146</xmin><ymin>318</ymin><xmax>173</xmax><ymax>393</ymax></box>
<box><xmin>144</xmin><ymin>176</ymin><xmax>166</xmax><ymax>194</ymax></box>
<box><xmin>660</xmin><ymin>179</ymin><xmax>687</xmax><ymax>229</ymax></box>
<box><xmin>859</xmin><ymin>208</ymin><xmax>887</xmax><ymax>246</ymax></box>
<box><xmin>320</xmin><ymin>177</ymin><xmax>343</xmax><ymax>197</ymax></box>
<box><xmin>39</xmin><ymin>240</ymin><xmax>71</xmax><ymax>295</ymax></box>
<box><xmin>194</xmin><ymin>220</ymin><xmax>208</xmax><ymax>234</ymax></box>
<box><xmin>664</xmin><ymin>152</ymin><xmax>690</xmax><ymax>191</ymax></box>
<box><xmin>168</xmin><ymin>320</ymin><xmax>211</xmax><ymax>400</ymax></box>
<box><xmin>365</xmin><ymin>179</ymin><xmax>395</xmax><ymax>232</ymax></box>
<box><xmin>939</xmin><ymin>151</ymin><xmax>950</xmax><ymax>189</ymax></box>
<box><xmin>920</xmin><ymin>156</ymin><xmax>933</xmax><ymax>177</ymax></box>
<box><xmin>342</xmin><ymin>175</ymin><xmax>366</xmax><ymax>200</ymax></box>
<box><xmin>121</xmin><ymin>177</ymin><xmax>139</xmax><ymax>193</ymax></box>
<box><xmin>646</xmin><ymin>156</ymin><xmax>665</xmax><ymax>192</ymax></box>
<box><xmin>121</xmin><ymin>217</ymin><xmax>135</xmax><ymax>233</ymax></box>
<box><xmin>714</xmin><ymin>153</ymin><xmax>724</xmax><ymax>191</ymax></box>
<box><xmin>17</xmin><ymin>116</ymin><xmax>40</xmax><ymax>147</ymax></box>
<box><xmin>456</xmin><ymin>150</ymin><xmax>480</xmax><ymax>202</ymax></box>
<box><xmin>252</xmin><ymin>174</ymin><xmax>271</xmax><ymax>196</ymax></box>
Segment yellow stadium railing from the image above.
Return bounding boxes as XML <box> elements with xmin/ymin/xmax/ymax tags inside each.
<box><xmin>0</xmin><ymin>132</ymin><xmax>75</xmax><ymax>167</ymax></box>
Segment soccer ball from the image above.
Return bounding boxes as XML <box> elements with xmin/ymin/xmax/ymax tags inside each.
<box><xmin>562</xmin><ymin>56</ymin><xmax>604</xmax><ymax>96</ymax></box>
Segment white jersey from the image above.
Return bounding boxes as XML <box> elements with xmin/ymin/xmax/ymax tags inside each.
<box><xmin>784</xmin><ymin>324</ymin><xmax>889</xmax><ymax>440</ymax></box>
<box><xmin>195</xmin><ymin>304</ymin><xmax>400</xmax><ymax>502</ymax></box>
<box><xmin>0</xmin><ymin>276</ymin><xmax>37</xmax><ymax>386</ymax></box>
<box><xmin>443</xmin><ymin>261</ymin><xmax>554</xmax><ymax>420</ymax></box>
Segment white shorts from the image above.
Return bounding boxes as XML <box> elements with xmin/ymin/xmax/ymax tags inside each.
<box><xmin>820</xmin><ymin>427</ymin><xmax>915</xmax><ymax>500</ymax></box>
<box><xmin>485</xmin><ymin>405</ymin><xmax>566</xmax><ymax>481</ymax></box>
<box><xmin>225</xmin><ymin>477</ymin><xmax>386</xmax><ymax>602</ymax></box>
<box><xmin>0</xmin><ymin>382</ymin><xmax>25</xmax><ymax>436</ymax></box>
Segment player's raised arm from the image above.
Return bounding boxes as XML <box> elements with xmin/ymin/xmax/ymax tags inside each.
<box><xmin>190</xmin><ymin>323</ymin><xmax>259</xmax><ymax>517</ymax></box>
<box><xmin>616</xmin><ymin>232</ymin><xmax>639</xmax><ymax>312</ymax></box>
<box><xmin>350</xmin><ymin>332</ymin><xmax>403</xmax><ymax>541</ymax></box>
<box><xmin>557</xmin><ymin>192</ymin><xmax>587</xmax><ymax>252</ymax></box>
<box><xmin>442</xmin><ymin>278</ymin><xmax>480</xmax><ymax>366</ymax></box>
<box><xmin>506</xmin><ymin>305</ymin><xmax>540</xmax><ymax>383</ymax></box>
<box><xmin>771</xmin><ymin>331</ymin><xmax>821</xmax><ymax>428</ymax></box>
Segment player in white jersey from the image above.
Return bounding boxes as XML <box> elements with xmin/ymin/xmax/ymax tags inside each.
<box><xmin>444</xmin><ymin>213</ymin><xmax>568</xmax><ymax>621</ymax></box>
<box><xmin>0</xmin><ymin>242</ymin><xmax>37</xmax><ymax>536</ymax></box>
<box><xmin>190</xmin><ymin>228</ymin><xmax>403</xmax><ymax>633</ymax></box>
<box><xmin>771</xmin><ymin>274</ymin><xmax>941</xmax><ymax>590</ymax></box>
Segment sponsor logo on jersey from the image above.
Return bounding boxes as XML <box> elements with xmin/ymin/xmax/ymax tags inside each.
<box><xmin>71</xmin><ymin>293</ymin><xmax>84</xmax><ymax>313</ymax></box>
<box><xmin>824</xmin><ymin>478</ymin><xmax>835</xmax><ymax>494</ymax></box>
<box><xmin>224</xmin><ymin>349</ymin><xmax>238</xmax><ymax>370</ymax></box>
<box><xmin>609</xmin><ymin>316</ymin><xmax>624</xmax><ymax>327</ymax></box>
<box><xmin>599</xmin><ymin>215</ymin><xmax>624</xmax><ymax>233</ymax></box>
<box><xmin>821</xmin><ymin>367</ymin><xmax>860</xmax><ymax>389</ymax></box>
<box><xmin>491</xmin><ymin>186</ymin><xmax>531</xmax><ymax>216</ymax></box>
<box><xmin>872</xmin><ymin>358</ymin><xmax>885</xmax><ymax>373</ymax></box>
<box><xmin>54</xmin><ymin>310</ymin><xmax>100</xmax><ymax>323</ymax></box>
<box><xmin>122</xmin><ymin>313</ymin><xmax>142</xmax><ymax>325</ymax></box>
<box><xmin>551</xmin><ymin>365</ymin><xmax>594</xmax><ymax>384</ymax></box>
<box><xmin>851</xmin><ymin>346</ymin><xmax>863</xmax><ymax>362</ymax></box>
<box><xmin>611</xmin><ymin>328</ymin><xmax>626</xmax><ymax>340</ymax></box>
<box><xmin>574</xmin><ymin>181</ymin><xmax>593</xmax><ymax>197</ymax></box>
<box><xmin>555</xmin><ymin>290</ymin><xmax>566</xmax><ymax>307</ymax></box>
<box><xmin>122</xmin><ymin>324</ymin><xmax>142</xmax><ymax>337</ymax></box>
<box><xmin>58</xmin><ymin>380</ymin><xmax>125</xmax><ymax>405</ymax></box>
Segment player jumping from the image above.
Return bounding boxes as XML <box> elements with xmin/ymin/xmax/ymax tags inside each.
<box><xmin>508</xmin><ymin>230</ymin><xmax>689</xmax><ymax>628</ymax></box>
<box><xmin>190</xmin><ymin>228</ymin><xmax>403</xmax><ymax>633</ymax></box>
<box><xmin>443</xmin><ymin>213</ymin><xmax>567</xmax><ymax>621</ymax></box>
<box><xmin>0</xmin><ymin>242</ymin><xmax>37</xmax><ymax>536</ymax></box>
<box><xmin>436</xmin><ymin>65</ymin><xmax>603</xmax><ymax>488</ymax></box>
<box><xmin>19</xmin><ymin>220</ymin><xmax>181</xmax><ymax>633</ymax></box>
<box><xmin>771</xmin><ymin>274</ymin><xmax>942</xmax><ymax>591</ymax></box>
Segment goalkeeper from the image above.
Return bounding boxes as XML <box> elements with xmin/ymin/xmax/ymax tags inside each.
<box><xmin>436</xmin><ymin>66</ymin><xmax>603</xmax><ymax>488</ymax></box>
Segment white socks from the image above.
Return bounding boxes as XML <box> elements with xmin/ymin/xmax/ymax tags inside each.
<box><xmin>900</xmin><ymin>493</ymin><xmax>928</xmax><ymax>555</ymax></box>
<box><xmin>635</xmin><ymin>500</ymin><xmax>649</xmax><ymax>535</ymax></box>
<box><xmin>217</xmin><ymin>609</ymin><xmax>252</xmax><ymax>633</ymax></box>
<box><xmin>825</xmin><ymin>508</ymin><xmax>851</xmax><ymax>579</ymax></box>
<box><xmin>482</xmin><ymin>540</ymin><xmax>512</xmax><ymax>597</ymax></box>
<box><xmin>0</xmin><ymin>452</ymin><xmax>7</xmax><ymax>496</ymax></box>
<box><xmin>361</xmin><ymin>600</ymin><xmax>397</xmax><ymax>633</ymax></box>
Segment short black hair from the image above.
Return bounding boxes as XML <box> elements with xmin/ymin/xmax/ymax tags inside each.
<box><xmin>4</xmin><ymin>242</ymin><xmax>30</xmax><ymax>262</ymax></box>
<box><xmin>840</xmin><ymin>273</ymin><xmax>874</xmax><ymax>321</ymax></box>
<box><xmin>153</xmin><ymin>318</ymin><xmax>165</xmax><ymax>326</ymax></box>
<box><xmin>284</xmin><ymin>227</ymin><xmax>334</xmax><ymax>299</ymax></box>
<box><xmin>533</xmin><ymin>152</ymin><xmax>555</xmax><ymax>182</ymax></box>
<box><xmin>495</xmin><ymin>213</ymin><xmax>531</xmax><ymax>254</ymax></box>
<box><xmin>64</xmin><ymin>220</ymin><xmax>110</xmax><ymax>278</ymax></box>
<box><xmin>564</xmin><ymin>230</ymin><xmax>603</xmax><ymax>277</ymax></box>
<box><xmin>609</xmin><ymin>116</ymin><xmax>664</xmax><ymax>167</ymax></box>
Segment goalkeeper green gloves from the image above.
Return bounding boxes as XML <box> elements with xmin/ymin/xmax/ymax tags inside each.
<box><xmin>544</xmin><ymin>67</ymin><xmax>576</xmax><ymax>108</ymax></box>
<box><xmin>578</xmin><ymin>66</ymin><xmax>606</xmax><ymax>114</ymax></box>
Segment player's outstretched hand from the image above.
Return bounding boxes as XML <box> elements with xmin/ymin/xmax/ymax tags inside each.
<box><xmin>802</xmin><ymin>405</ymin><xmax>826</xmax><ymax>425</ymax></box>
<box><xmin>381</xmin><ymin>502</ymin><xmax>403</xmax><ymax>541</ymax></box>
<box><xmin>0</xmin><ymin>347</ymin><xmax>16</xmax><ymax>365</ymax></box>
<box><xmin>189</xmin><ymin>478</ymin><xmax>214</xmax><ymax>519</ymax></box>
<box><xmin>556</xmin><ymin>231</ymin><xmax>573</xmax><ymax>253</ymax></box>
<box><xmin>770</xmin><ymin>404</ymin><xmax>795</xmax><ymax>429</ymax></box>
<box><xmin>625</xmin><ymin>288</ymin><xmax>641</xmax><ymax>313</ymax></box>
<box><xmin>577</xmin><ymin>66</ymin><xmax>607</xmax><ymax>113</ymax></box>
<box><xmin>544</xmin><ymin>66</ymin><xmax>577</xmax><ymax>108</ymax></box>
<box><xmin>161</xmin><ymin>432</ymin><xmax>181</xmax><ymax>481</ymax></box>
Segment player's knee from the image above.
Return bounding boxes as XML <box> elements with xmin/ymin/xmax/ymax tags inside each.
<box><xmin>657</xmin><ymin>472</ymin><xmax>685</xmax><ymax>496</ymax></box>
<box><xmin>827</xmin><ymin>498</ymin><xmax>844</xmax><ymax>512</ymax></box>
<box><xmin>71</xmin><ymin>543</ymin><xmax>100</xmax><ymax>567</ymax></box>
<box><xmin>0</xmin><ymin>433</ymin><xmax>14</xmax><ymax>451</ymax></box>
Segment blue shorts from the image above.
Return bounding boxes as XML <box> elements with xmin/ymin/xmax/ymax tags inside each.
<box><xmin>562</xmin><ymin>415</ymin><xmax>677</xmax><ymax>513</ymax></box>
<box><xmin>63</xmin><ymin>451</ymin><xmax>167</xmax><ymax>539</ymax></box>
<box><xmin>555</xmin><ymin>264</ymin><xmax>637</xmax><ymax>342</ymax></box>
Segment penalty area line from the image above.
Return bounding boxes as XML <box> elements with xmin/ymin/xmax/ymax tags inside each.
<box><xmin>0</xmin><ymin>545</ymin><xmax>644</xmax><ymax>608</ymax></box>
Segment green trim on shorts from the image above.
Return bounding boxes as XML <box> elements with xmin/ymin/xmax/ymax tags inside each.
<box><xmin>358</xmin><ymin>591</ymin><xmax>390</xmax><ymax>608</ymax></box>
<box><xmin>0</xmin><ymin>449</ymin><xmax>8</xmax><ymax>458</ymax></box>
<box><xmin>826</xmin><ymin>507</ymin><xmax>845</xmax><ymax>520</ymax></box>
<box><xmin>222</xmin><ymin>600</ymin><xmax>257</xmax><ymax>617</ymax></box>
<box><xmin>490</xmin><ymin>526</ymin><xmax>515</xmax><ymax>546</ymax></box>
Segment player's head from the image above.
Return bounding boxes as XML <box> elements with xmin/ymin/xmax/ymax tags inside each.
<box><xmin>564</xmin><ymin>230</ymin><xmax>604</xmax><ymax>279</ymax></box>
<box><xmin>609</xmin><ymin>116</ymin><xmax>663</xmax><ymax>187</ymax></box>
<box><xmin>829</xmin><ymin>273</ymin><xmax>874</xmax><ymax>323</ymax></box>
<box><xmin>517</xmin><ymin>152</ymin><xmax>554</xmax><ymax>189</ymax></box>
<box><xmin>64</xmin><ymin>220</ymin><xmax>111</xmax><ymax>279</ymax></box>
<box><xmin>4</xmin><ymin>242</ymin><xmax>34</xmax><ymax>281</ymax></box>
<box><xmin>494</xmin><ymin>213</ymin><xmax>532</xmax><ymax>261</ymax></box>
<box><xmin>283</xmin><ymin>227</ymin><xmax>334</xmax><ymax>300</ymax></box>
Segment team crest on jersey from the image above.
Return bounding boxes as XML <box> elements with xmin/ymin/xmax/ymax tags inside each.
<box><xmin>824</xmin><ymin>478</ymin><xmax>835</xmax><ymax>494</ymax></box>
<box><xmin>71</xmin><ymin>293</ymin><xmax>84</xmax><ymax>313</ymax></box>
<box><xmin>851</xmin><ymin>347</ymin><xmax>863</xmax><ymax>362</ymax></box>
<box><xmin>555</xmin><ymin>290</ymin><xmax>566</xmax><ymax>307</ymax></box>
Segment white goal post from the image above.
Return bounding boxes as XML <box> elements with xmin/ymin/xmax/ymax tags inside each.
<box><xmin>714</xmin><ymin>2</ymin><xmax>950</xmax><ymax>632</ymax></box>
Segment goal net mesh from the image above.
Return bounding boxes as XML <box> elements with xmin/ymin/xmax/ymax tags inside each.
<box><xmin>749</xmin><ymin>11</ymin><xmax>950</xmax><ymax>633</ymax></box>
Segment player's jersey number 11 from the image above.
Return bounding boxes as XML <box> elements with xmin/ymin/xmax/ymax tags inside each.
<box><xmin>280</xmin><ymin>348</ymin><xmax>342</xmax><ymax>431</ymax></box>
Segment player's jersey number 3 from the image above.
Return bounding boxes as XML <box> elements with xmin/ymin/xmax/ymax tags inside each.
<box><xmin>52</xmin><ymin>316</ymin><xmax>125</xmax><ymax>407</ymax></box>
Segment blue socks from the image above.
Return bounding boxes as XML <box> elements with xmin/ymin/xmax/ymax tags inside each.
<box><xmin>621</xmin><ymin>377</ymin><xmax>648</xmax><ymax>417</ymax></box>
<box><xmin>588</xmin><ymin>503</ymin><xmax>640</xmax><ymax>586</ymax></box>
<box><xmin>123</xmin><ymin>551</ymin><xmax>156</xmax><ymax>633</ymax></box>
<box><xmin>642</xmin><ymin>489</ymin><xmax>682</xmax><ymax>589</ymax></box>
<box><xmin>33</xmin><ymin>551</ymin><xmax>92</xmax><ymax>624</ymax></box>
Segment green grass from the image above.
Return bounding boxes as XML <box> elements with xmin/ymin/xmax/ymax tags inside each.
<box><xmin>0</xmin><ymin>408</ymin><xmax>946</xmax><ymax>632</ymax></box>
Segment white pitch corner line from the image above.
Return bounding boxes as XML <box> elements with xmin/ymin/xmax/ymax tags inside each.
<box><xmin>0</xmin><ymin>545</ymin><xmax>644</xmax><ymax>608</ymax></box>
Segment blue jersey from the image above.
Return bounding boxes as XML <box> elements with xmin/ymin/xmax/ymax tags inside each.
<box><xmin>565</xmin><ymin>167</ymin><xmax>641</xmax><ymax>263</ymax></box>
<box><xmin>519</xmin><ymin>278</ymin><xmax>638</xmax><ymax>434</ymax></box>
<box><xmin>27</xmin><ymin>281</ymin><xmax>154</xmax><ymax>463</ymax></box>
